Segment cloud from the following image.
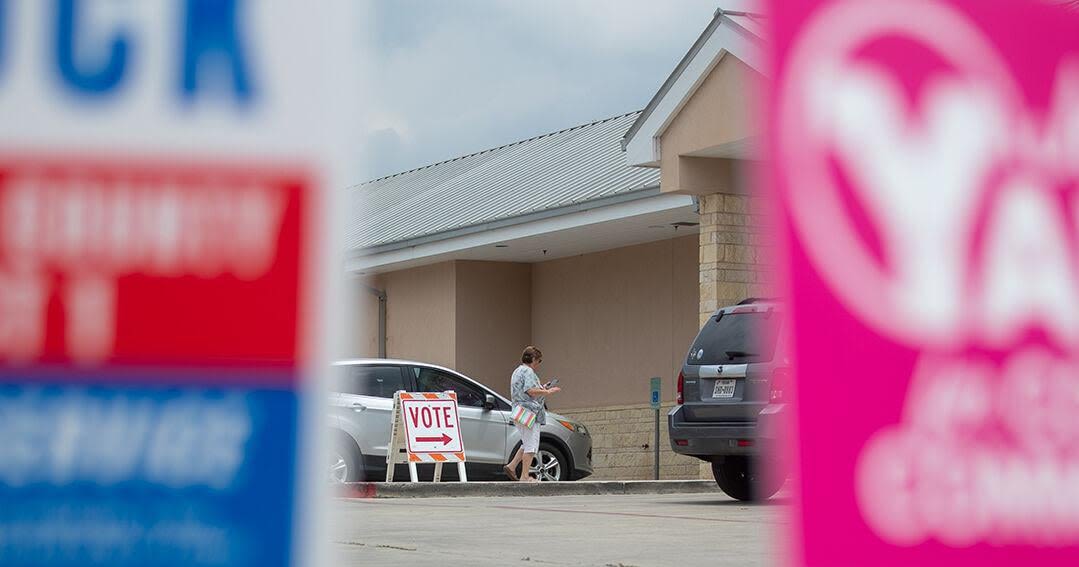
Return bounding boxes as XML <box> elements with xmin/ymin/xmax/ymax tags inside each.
<box><xmin>364</xmin><ymin>128</ymin><xmax>407</xmax><ymax>182</ymax></box>
<box><xmin>364</xmin><ymin>0</ymin><xmax>733</xmax><ymax>179</ymax></box>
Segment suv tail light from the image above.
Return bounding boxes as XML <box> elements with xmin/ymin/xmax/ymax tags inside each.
<box><xmin>676</xmin><ymin>370</ymin><xmax>684</xmax><ymax>405</ymax></box>
<box><xmin>770</xmin><ymin>367</ymin><xmax>791</xmax><ymax>403</ymax></box>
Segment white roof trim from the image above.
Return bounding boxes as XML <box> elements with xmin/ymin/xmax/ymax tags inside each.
<box><xmin>623</xmin><ymin>12</ymin><xmax>764</xmax><ymax>168</ymax></box>
<box><xmin>348</xmin><ymin>191</ymin><xmax>695</xmax><ymax>273</ymax></box>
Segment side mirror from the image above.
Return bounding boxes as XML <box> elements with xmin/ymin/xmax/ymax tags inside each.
<box><xmin>484</xmin><ymin>394</ymin><xmax>496</xmax><ymax>411</ymax></box>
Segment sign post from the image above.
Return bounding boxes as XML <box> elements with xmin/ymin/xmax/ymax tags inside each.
<box><xmin>768</xmin><ymin>0</ymin><xmax>1079</xmax><ymax>565</ymax></box>
<box><xmin>0</xmin><ymin>3</ymin><xmax>362</xmax><ymax>566</ymax></box>
<box><xmin>650</xmin><ymin>377</ymin><xmax>661</xmax><ymax>480</ymax></box>
<box><xmin>386</xmin><ymin>391</ymin><xmax>468</xmax><ymax>483</ymax></box>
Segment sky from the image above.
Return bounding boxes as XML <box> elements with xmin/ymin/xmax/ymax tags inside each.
<box><xmin>363</xmin><ymin>1</ymin><xmax>757</xmax><ymax>181</ymax></box>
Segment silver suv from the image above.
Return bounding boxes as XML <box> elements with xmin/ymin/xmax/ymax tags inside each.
<box><xmin>328</xmin><ymin>359</ymin><xmax>593</xmax><ymax>482</ymax></box>
<box><xmin>668</xmin><ymin>299</ymin><xmax>789</xmax><ymax>500</ymax></box>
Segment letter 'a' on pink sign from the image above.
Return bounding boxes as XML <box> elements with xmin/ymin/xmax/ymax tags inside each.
<box><xmin>767</xmin><ymin>0</ymin><xmax>1079</xmax><ymax>565</ymax></box>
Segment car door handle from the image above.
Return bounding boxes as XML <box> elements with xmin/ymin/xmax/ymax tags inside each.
<box><xmin>351</xmin><ymin>402</ymin><xmax>367</xmax><ymax>412</ymax></box>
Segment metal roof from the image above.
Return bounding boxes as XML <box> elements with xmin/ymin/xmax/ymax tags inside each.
<box><xmin>349</xmin><ymin>111</ymin><xmax>661</xmax><ymax>250</ymax></box>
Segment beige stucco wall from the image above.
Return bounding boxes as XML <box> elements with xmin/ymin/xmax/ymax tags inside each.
<box><xmin>373</xmin><ymin>261</ymin><xmax>458</xmax><ymax>368</ymax></box>
<box><xmin>454</xmin><ymin>261</ymin><xmax>533</xmax><ymax>397</ymax></box>
<box><xmin>351</xmin><ymin>260</ymin><xmax>532</xmax><ymax>391</ymax></box>
<box><xmin>350</xmin><ymin>277</ymin><xmax>382</xmax><ymax>358</ymax></box>
<box><xmin>350</xmin><ymin>238</ymin><xmax>703</xmax><ymax>480</ymax></box>
<box><xmin>659</xmin><ymin>55</ymin><xmax>761</xmax><ymax>196</ymax></box>
<box><xmin>531</xmin><ymin>235</ymin><xmax>699</xmax><ymax>411</ymax></box>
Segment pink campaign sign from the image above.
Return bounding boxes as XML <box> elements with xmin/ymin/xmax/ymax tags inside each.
<box><xmin>767</xmin><ymin>0</ymin><xmax>1079</xmax><ymax>565</ymax></box>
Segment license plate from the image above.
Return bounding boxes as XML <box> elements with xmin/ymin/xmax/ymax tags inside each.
<box><xmin>713</xmin><ymin>379</ymin><xmax>736</xmax><ymax>398</ymax></box>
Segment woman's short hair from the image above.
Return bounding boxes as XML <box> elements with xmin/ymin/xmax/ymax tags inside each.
<box><xmin>521</xmin><ymin>346</ymin><xmax>543</xmax><ymax>364</ymax></box>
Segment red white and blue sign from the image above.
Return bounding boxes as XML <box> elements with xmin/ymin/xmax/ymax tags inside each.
<box><xmin>0</xmin><ymin>2</ymin><xmax>360</xmax><ymax>566</ymax></box>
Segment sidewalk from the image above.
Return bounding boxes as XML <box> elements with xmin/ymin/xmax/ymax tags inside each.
<box><xmin>337</xmin><ymin>479</ymin><xmax>722</xmax><ymax>499</ymax></box>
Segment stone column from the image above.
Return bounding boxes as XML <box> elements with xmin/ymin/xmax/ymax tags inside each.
<box><xmin>698</xmin><ymin>193</ymin><xmax>769</xmax><ymax>324</ymax></box>
<box><xmin>695</xmin><ymin>192</ymin><xmax>770</xmax><ymax>477</ymax></box>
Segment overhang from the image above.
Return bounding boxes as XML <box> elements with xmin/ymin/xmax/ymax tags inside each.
<box><xmin>350</xmin><ymin>189</ymin><xmax>697</xmax><ymax>274</ymax></box>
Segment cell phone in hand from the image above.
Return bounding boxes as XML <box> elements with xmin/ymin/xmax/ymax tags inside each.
<box><xmin>544</xmin><ymin>379</ymin><xmax>559</xmax><ymax>389</ymax></box>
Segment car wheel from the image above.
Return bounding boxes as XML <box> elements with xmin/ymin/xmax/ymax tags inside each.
<box><xmin>530</xmin><ymin>442</ymin><xmax>568</xmax><ymax>482</ymax></box>
<box><xmin>711</xmin><ymin>456</ymin><xmax>783</xmax><ymax>501</ymax></box>
<box><xmin>330</xmin><ymin>438</ymin><xmax>365</xmax><ymax>484</ymax></box>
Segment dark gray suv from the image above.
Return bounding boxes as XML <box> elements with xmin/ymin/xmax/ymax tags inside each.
<box><xmin>668</xmin><ymin>298</ymin><xmax>789</xmax><ymax>501</ymax></box>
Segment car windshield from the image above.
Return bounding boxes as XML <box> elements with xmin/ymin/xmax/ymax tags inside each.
<box><xmin>688</xmin><ymin>311</ymin><xmax>781</xmax><ymax>365</ymax></box>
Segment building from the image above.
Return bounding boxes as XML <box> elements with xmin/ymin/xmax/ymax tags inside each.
<box><xmin>348</xmin><ymin>8</ymin><xmax>764</xmax><ymax>480</ymax></box>
<box><xmin>622</xmin><ymin>8</ymin><xmax>767</xmax><ymax>328</ymax></box>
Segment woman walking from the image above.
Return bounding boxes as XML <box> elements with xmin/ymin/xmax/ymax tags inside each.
<box><xmin>504</xmin><ymin>346</ymin><xmax>560</xmax><ymax>482</ymax></box>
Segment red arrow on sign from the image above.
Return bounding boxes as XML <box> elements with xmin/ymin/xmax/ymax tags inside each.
<box><xmin>415</xmin><ymin>433</ymin><xmax>453</xmax><ymax>445</ymax></box>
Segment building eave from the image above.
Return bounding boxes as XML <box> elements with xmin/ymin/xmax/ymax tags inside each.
<box><xmin>621</xmin><ymin>9</ymin><xmax>766</xmax><ymax>167</ymax></box>
<box><xmin>349</xmin><ymin>188</ymin><xmax>696</xmax><ymax>274</ymax></box>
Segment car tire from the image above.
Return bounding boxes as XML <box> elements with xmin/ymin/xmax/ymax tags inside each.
<box><xmin>531</xmin><ymin>441</ymin><xmax>569</xmax><ymax>482</ymax></box>
<box><xmin>331</xmin><ymin>436</ymin><xmax>365</xmax><ymax>484</ymax></box>
<box><xmin>711</xmin><ymin>456</ymin><xmax>783</xmax><ymax>501</ymax></box>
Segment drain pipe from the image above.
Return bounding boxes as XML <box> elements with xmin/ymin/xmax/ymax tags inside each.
<box><xmin>363</xmin><ymin>285</ymin><xmax>387</xmax><ymax>358</ymax></box>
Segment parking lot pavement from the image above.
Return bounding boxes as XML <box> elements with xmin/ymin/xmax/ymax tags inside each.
<box><xmin>329</xmin><ymin>492</ymin><xmax>786</xmax><ymax>566</ymax></box>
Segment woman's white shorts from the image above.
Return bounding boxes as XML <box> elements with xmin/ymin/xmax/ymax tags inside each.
<box><xmin>516</xmin><ymin>422</ymin><xmax>540</xmax><ymax>453</ymax></box>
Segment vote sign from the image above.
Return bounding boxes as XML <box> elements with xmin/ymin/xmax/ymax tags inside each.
<box><xmin>769</xmin><ymin>0</ymin><xmax>1079</xmax><ymax>565</ymax></box>
<box><xmin>401</xmin><ymin>397</ymin><xmax>465</xmax><ymax>454</ymax></box>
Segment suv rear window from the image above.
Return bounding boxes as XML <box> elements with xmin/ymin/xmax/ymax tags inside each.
<box><xmin>688</xmin><ymin>311</ymin><xmax>781</xmax><ymax>365</ymax></box>
<box><xmin>336</xmin><ymin>365</ymin><xmax>406</xmax><ymax>398</ymax></box>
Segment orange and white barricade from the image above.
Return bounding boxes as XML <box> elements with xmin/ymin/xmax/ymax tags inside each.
<box><xmin>386</xmin><ymin>391</ymin><xmax>468</xmax><ymax>482</ymax></box>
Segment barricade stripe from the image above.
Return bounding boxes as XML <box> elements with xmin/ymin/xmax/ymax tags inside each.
<box><xmin>403</xmin><ymin>452</ymin><xmax>466</xmax><ymax>463</ymax></box>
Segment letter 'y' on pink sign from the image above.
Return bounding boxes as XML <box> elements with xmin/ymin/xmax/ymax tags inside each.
<box><xmin>767</xmin><ymin>0</ymin><xmax>1079</xmax><ymax>565</ymax></box>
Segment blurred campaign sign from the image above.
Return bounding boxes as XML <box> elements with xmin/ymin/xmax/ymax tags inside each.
<box><xmin>768</xmin><ymin>0</ymin><xmax>1079</xmax><ymax>565</ymax></box>
<box><xmin>0</xmin><ymin>1</ymin><xmax>362</xmax><ymax>566</ymax></box>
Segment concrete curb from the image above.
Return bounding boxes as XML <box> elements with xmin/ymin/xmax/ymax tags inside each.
<box><xmin>336</xmin><ymin>480</ymin><xmax>721</xmax><ymax>499</ymax></box>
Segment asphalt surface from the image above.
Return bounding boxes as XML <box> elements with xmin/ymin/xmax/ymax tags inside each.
<box><xmin>330</xmin><ymin>492</ymin><xmax>787</xmax><ymax>566</ymax></box>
